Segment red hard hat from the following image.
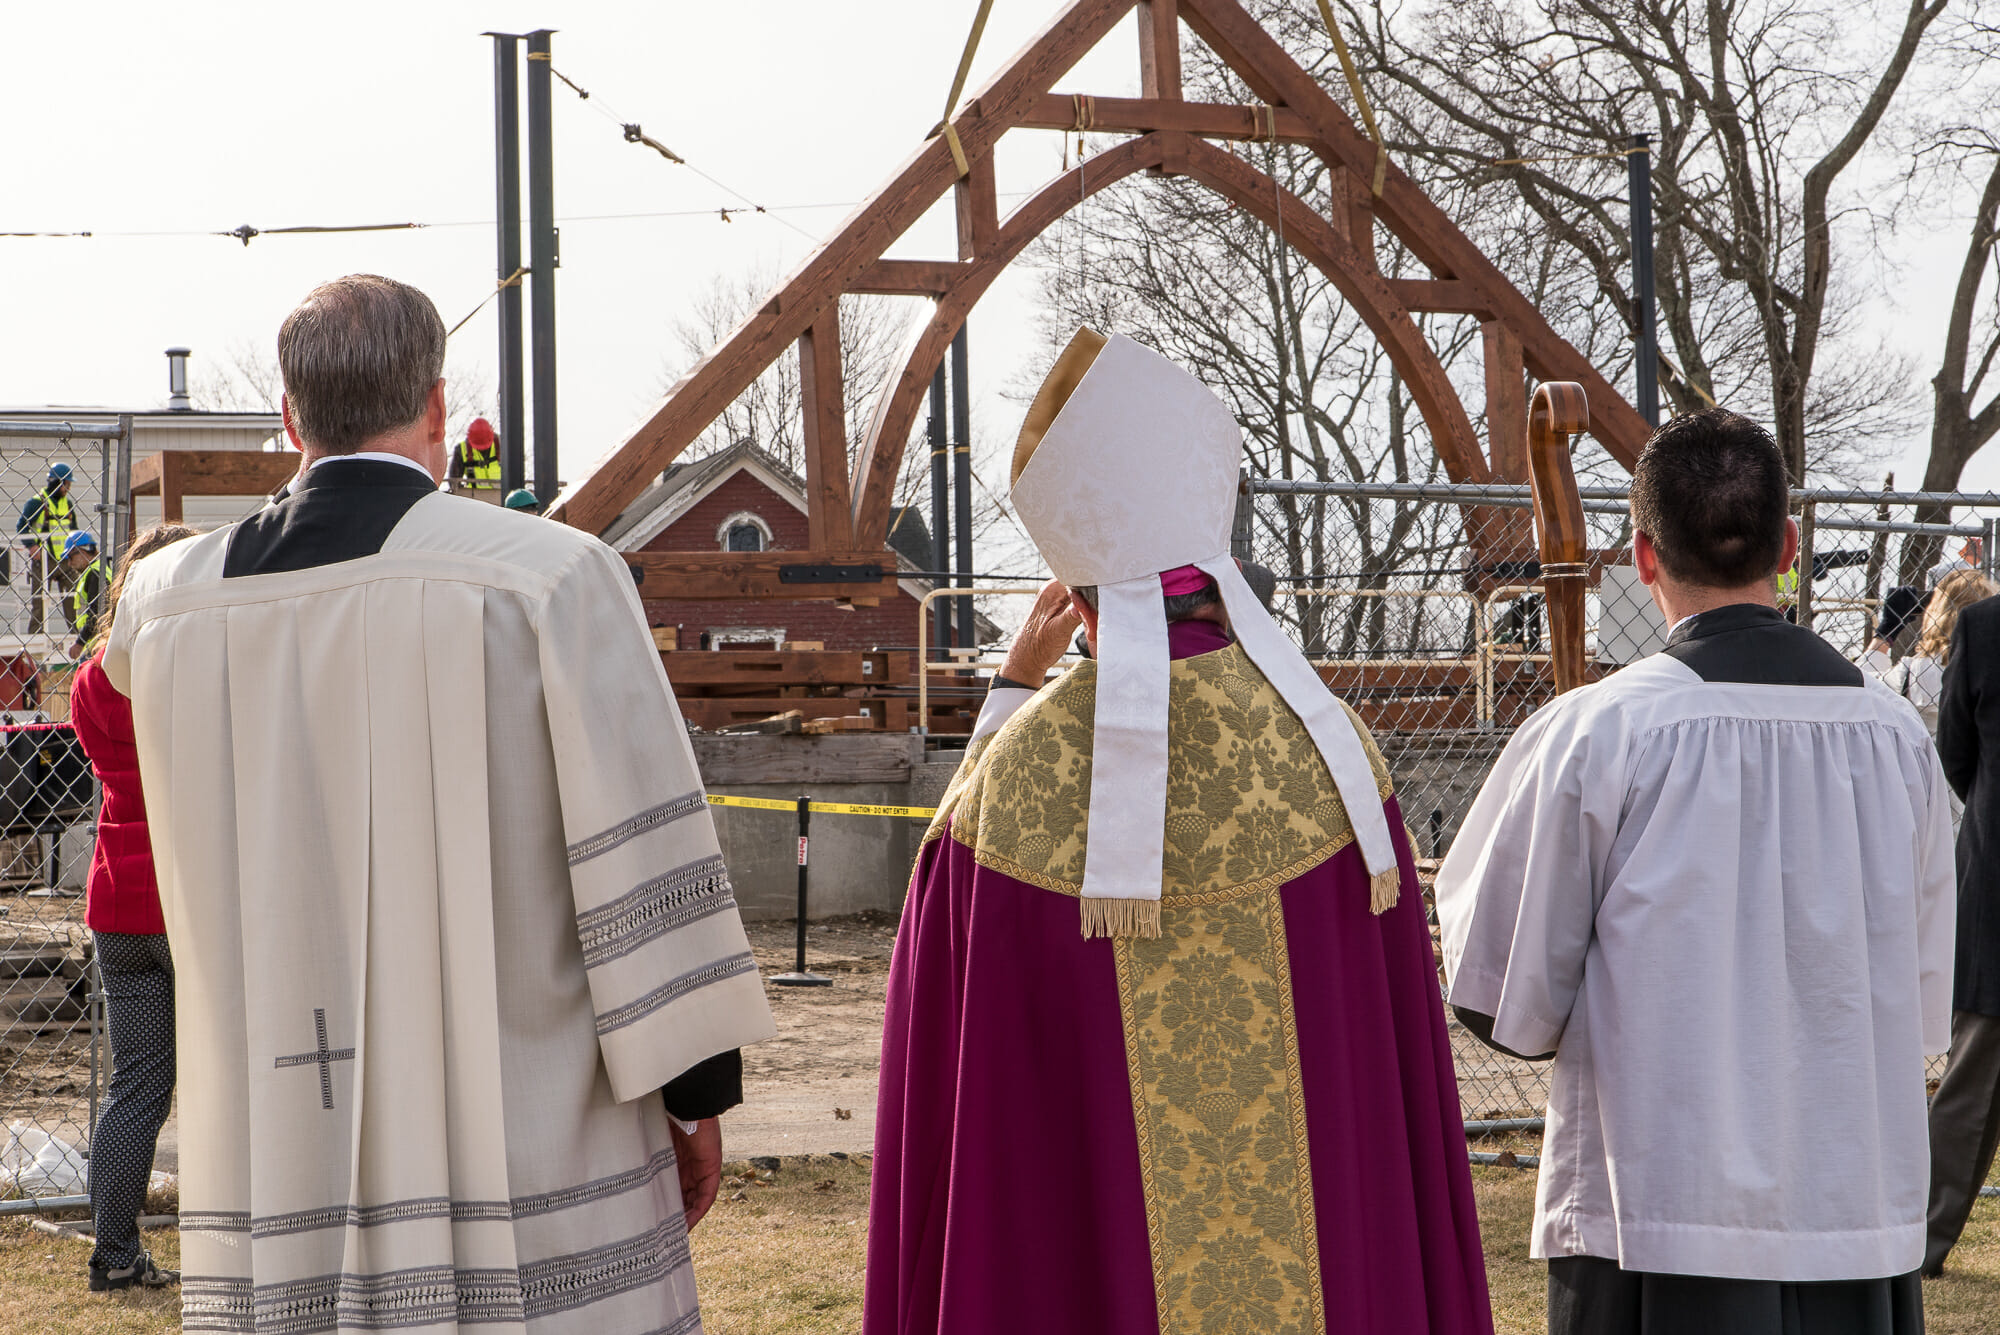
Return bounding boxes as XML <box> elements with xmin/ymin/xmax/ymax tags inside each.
<box><xmin>467</xmin><ymin>417</ymin><xmax>496</xmax><ymax>446</ymax></box>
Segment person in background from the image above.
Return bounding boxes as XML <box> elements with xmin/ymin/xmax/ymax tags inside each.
<box><xmin>18</xmin><ymin>463</ymin><xmax>77</xmax><ymax>634</ymax></box>
<box><xmin>1867</xmin><ymin>585</ymin><xmax>1931</xmax><ymax>660</ymax></box>
<box><xmin>447</xmin><ymin>414</ymin><xmax>502</xmax><ymax>493</ymax></box>
<box><xmin>1931</xmin><ymin>536</ymin><xmax>1984</xmax><ymax>590</ymax></box>
<box><xmin>1922</xmin><ymin>573</ymin><xmax>2000</xmax><ymax>1273</ymax></box>
<box><xmin>61</xmin><ymin>531</ymin><xmax>104</xmax><ymax>659</ymax></box>
<box><xmin>71</xmin><ymin>521</ymin><xmax>199</xmax><ymax>1292</ymax></box>
<box><xmin>1863</xmin><ymin>569</ymin><xmax>1996</xmax><ymax>735</ymax></box>
<box><xmin>503</xmin><ymin>487</ymin><xmax>541</xmax><ymax>515</ymax></box>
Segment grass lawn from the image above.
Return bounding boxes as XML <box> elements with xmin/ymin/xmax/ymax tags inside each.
<box><xmin>9</xmin><ymin>1160</ymin><xmax>2000</xmax><ymax>1333</ymax></box>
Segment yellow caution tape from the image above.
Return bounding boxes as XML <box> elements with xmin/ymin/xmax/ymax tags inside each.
<box><xmin>705</xmin><ymin>794</ymin><xmax>938</xmax><ymax>819</ymax></box>
<box><xmin>704</xmin><ymin>794</ymin><xmax>800</xmax><ymax>813</ymax></box>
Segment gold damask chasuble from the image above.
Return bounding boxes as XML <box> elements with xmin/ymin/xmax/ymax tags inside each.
<box><xmin>929</xmin><ymin>644</ymin><xmax>1395</xmax><ymax>1334</ymax></box>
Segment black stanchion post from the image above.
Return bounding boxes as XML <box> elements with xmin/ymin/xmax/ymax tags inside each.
<box><xmin>772</xmin><ymin>796</ymin><xmax>831</xmax><ymax>987</ymax></box>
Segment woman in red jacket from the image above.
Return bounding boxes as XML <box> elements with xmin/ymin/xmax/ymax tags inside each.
<box><xmin>71</xmin><ymin>523</ymin><xmax>196</xmax><ymax>1292</ymax></box>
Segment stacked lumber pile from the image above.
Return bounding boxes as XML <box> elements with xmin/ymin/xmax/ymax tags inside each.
<box><xmin>663</xmin><ymin>650</ymin><xmax>920</xmax><ymax>733</ymax></box>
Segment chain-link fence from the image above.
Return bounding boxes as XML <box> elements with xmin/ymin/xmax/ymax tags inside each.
<box><xmin>0</xmin><ymin>423</ymin><xmax>122</xmax><ymax>1212</ymax></box>
<box><xmin>1244</xmin><ymin>477</ymin><xmax>2000</xmax><ymax>1158</ymax></box>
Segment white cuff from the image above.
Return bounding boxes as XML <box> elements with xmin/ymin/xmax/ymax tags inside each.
<box><xmin>672</xmin><ymin>1116</ymin><xmax>702</xmax><ymax>1137</ymax></box>
<box><xmin>971</xmin><ymin>687</ymin><xmax>1036</xmax><ymax>742</ymax></box>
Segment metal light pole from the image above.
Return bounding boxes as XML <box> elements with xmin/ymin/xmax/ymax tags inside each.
<box><xmin>486</xmin><ymin>32</ymin><xmax>526</xmax><ymax>493</ymax></box>
<box><xmin>950</xmin><ymin>327</ymin><xmax>974</xmax><ymax>654</ymax></box>
<box><xmin>929</xmin><ymin>364</ymin><xmax>951</xmax><ymax>658</ymax></box>
<box><xmin>1628</xmin><ymin>132</ymin><xmax>1660</xmax><ymax>429</ymax></box>
<box><xmin>525</xmin><ymin>29</ymin><xmax>560</xmax><ymax>505</ymax></box>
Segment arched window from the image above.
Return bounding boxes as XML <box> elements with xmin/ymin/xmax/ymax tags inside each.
<box><xmin>716</xmin><ymin>511</ymin><xmax>773</xmax><ymax>552</ymax></box>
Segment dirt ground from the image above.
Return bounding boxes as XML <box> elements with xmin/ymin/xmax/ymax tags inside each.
<box><xmin>730</xmin><ymin>913</ymin><xmax>896</xmax><ymax>1160</ymax></box>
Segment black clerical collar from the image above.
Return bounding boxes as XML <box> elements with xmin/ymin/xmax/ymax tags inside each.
<box><xmin>1661</xmin><ymin>601</ymin><xmax>1862</xmax><ymax>686</ymax></box>
<box><xmin>1663</xmin><ymin>602</ymin><xmax>1785</xmax><ymax>649</ymax></box>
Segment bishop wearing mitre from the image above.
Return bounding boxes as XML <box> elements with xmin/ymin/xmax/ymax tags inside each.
<box><xmin>864</xmin><ymin>330</ymin><xmax>1492</xmax><ymax>1335</ymax></box>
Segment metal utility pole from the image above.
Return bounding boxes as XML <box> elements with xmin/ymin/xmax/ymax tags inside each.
<box><xmin>950</xmin><ymin>327</ymin><xmax>975</xmax><ymax>655</ymax></box>
<box><xmin>1628</xmin><ymin>132</ymin><xmax>1660</xmax><ymax>429</ymax></box>
<box><xmin>486</xmin><ymin>33</ymin><xmax>526</xmax><ymax>493</ymax></box>
<box><xmin>525</xmin><ymin>29</ymin><xmax>560</xmax><ymax>505</ymax></box>
<box><xmin>928</xmin><ymin>364</ymin><xmax>951</xmax><ymax>657</ymax></box>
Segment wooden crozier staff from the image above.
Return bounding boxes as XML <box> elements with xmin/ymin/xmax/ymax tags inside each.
<box><xmin>1527</xmin><ymin>382</ymin><xmax>1591</xmax><ymax>694</ymax></box>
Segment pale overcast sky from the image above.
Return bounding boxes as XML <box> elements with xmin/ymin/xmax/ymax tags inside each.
<box><xmin>3</xmin><ymin>0</ymin><xmax>1985</xmax><ymax>523</ymax></box>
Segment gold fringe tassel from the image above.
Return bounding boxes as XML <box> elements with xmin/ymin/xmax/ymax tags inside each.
<box><xmin>1369</xmin><ymin>865</ymin><xmax>1401</xmax><ymax>916</ymax></box>
<box><xmin>1080</xmin><ymin>896</ymin><xmax>1163</xmax><ymax>939</ymax></box>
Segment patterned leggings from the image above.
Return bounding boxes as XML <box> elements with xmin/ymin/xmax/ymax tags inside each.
<box><xmin>88</xmin><ymin>931</ymin><xmax>175</xmax><ymax>1271</ymax></box>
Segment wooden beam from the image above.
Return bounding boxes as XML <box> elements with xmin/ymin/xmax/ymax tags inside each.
<box><xmin>1388</xmin><ymin>279</ymin><xmax>1491</xmax><ymax>316</ymax></box>
<box><xmin>955</xmin><ymin>152</ymin><xmax>998</xmax><ymax>260</ymax></box>
<box><xmin>1482</xmin><ymin>322</ymin><xmax>1529</xmax><ymax>480</ymax></box>
<box><xmin>1527</xmin><ymin>382</ymin><xmax>1591</xmax><ymax>694</ymax></box>
<box><xmin>1138</xmin><ymin>0</ymin><xmax>1183</xmax><ymax>100</ymax></box>
<box><xmin>1019</xmin><ymin>94</ymin><xmax>1309</xmax><ymax>141</ymax></box>
<box><xmin>549</xmin><ymin>0</ymin><xmax>1141</xmax><ymax>536</ymax></box>
<box><xmin>623</xmin><ymin>550</ymin><xmax>901</xmax><ymax>602</ymax></box>
<box><xmin>1181</xmin><ymin>137</ymin><xmax>1489</xmax><ymax>482</ymax></box>
<box><xmin>1180</xmin><ymin>0</ymin><xmax>1649</xmax><ymax>467</ymax></box>
<box><xmin>130</xmin><ymin>450</ymin><xmax>309</xmax><ymax>499</ymax></box>
<box><xmin>849</xmin><ymin>259</ymin><xmax>967</xmax><ymax>295</ymax></box>
<box><xmin>852</xmin><ymin>134</ymin><xmax>1173</xmax><ymax>543</ymax></box>
<box><xmin>159</xmin><ymin>452</ymin><xmax>183</xmax><ymax>523</ymax></box>
<box><xmin>690</xmin><ymin>733</ymin><xmax>917</xmax><ymax>785</ymax></box>
<box><xmin>799</xmin><ymin>315</ymin><xmax>854</xmax><ymax>549</ymax></box>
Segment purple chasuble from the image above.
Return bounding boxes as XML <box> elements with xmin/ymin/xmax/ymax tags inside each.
<box><xmin>864</xmin><ymin>625</ymin><xmax>1491</xmax><ymax>1334</ymax></box>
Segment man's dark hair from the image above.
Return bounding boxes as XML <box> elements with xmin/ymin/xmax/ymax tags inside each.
<box><xmin>278</xmin><ymin>274</ymin><xmax>446</xmax><ymax>453</ymax></box>
<box><xmin>1071</xmin><ymin>583</ymin><xmax>1222</xmax><ymax>622</ymax></box>
<box><xmin>1629</xmin><ymin>408</ymin><xmax>1791</xmax><ymax>588</ymax></box>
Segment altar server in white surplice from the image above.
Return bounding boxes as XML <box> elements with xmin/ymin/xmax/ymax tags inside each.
<box><xmin>102</xmin><ymin>274</ymin><xmax>774</xmax><ymax>1335</ymax></box>
<box><xmin>1437</xmin><ymin>409</ymin><xmax>1954</xmax><ymax>1335</ymax></box>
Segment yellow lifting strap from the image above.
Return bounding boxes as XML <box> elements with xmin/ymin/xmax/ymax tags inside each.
<box><xmin>932</xmin><ymin>0</ymin><xmax>997</xmax><ymax>179</ymax></box>
<box><xmin>1313</xmin><ymin>0</ymin><xmax>1390</xmax><ymax>196</ymax></box>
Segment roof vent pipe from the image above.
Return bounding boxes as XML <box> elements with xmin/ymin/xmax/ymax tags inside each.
<box><xmin>165</xmin><ymin>347</ymin><xmax>192</xmax><ymax>411</ymax></box>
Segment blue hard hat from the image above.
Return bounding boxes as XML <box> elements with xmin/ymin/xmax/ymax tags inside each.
<box><xmin>47</xmin><ymin>464</ymin><xmax>72</xmax><ymax>485</ymax></box>
<box><xmin>62</xmin><ymin>531</ymin><xmax>97</xmax><ymax>560</ymax></box>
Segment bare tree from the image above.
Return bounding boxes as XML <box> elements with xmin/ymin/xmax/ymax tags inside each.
<box><xmin>191</xmin><ymin>338</ymin><xmax>496</xmax><ymax>445</ymax></box>
<box><xmin>1030</xmin><ymin>124</ymin><xmax>1483</xmax><ymax>654</ymax></box>
<box><xmin>667</xmin><ymin>273</ymin><xmax>916</xmax><ymax>477</ymax></box>
<box><xmin>1314</xmin><ymin>0</ymin><xmax>1944</xmax><ymax>482</ymax></box>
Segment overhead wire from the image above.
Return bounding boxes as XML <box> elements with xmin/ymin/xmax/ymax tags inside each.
<box><xmin>526</xmin><ymin>50</ymin><xmax>819</xmax><ymax>240</ymax></box>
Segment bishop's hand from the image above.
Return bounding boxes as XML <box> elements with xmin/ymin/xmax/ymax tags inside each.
<box><xmin>997</xmin><ymin>578</ymin><xmax>1083</xmax><ymax>688</ymax></box>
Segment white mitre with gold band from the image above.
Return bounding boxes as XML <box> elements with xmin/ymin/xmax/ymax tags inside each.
<box><xmin>1011</xmin><ymin>327</ymin><xmax>1400</xmax><ymax>937</ymax></box>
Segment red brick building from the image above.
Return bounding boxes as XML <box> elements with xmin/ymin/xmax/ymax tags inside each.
<box><xmin>602</xmin><ymin>441</ymin><xmax>991</xmax><ymax>653</ymax></box>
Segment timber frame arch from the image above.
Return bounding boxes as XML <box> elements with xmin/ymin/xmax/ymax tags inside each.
<box><xmin>552</xmin><ymin>0</ymin><xmax>1649</xmax><ymax>600</ymax></box>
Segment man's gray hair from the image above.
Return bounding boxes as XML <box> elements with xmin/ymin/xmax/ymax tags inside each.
<box><xmin>1071</xmin><ymin>583</ymin><xmax>1222</xmax><ymax>621</ymax></box>
<box><xmin>278</xmin><ymin>275</ymin><xmax>447</xmax><ymax>453</ymax></box>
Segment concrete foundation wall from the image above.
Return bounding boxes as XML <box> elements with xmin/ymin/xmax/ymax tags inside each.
<box><xmin>699</xmin><ymin>728</ymin><xmax>1510</xmax><ymax>922</ymax></box>
<box><xmin>697</xmin><ymin>734</ymin><xmax>967</xmax><ymax>922</ymax></box>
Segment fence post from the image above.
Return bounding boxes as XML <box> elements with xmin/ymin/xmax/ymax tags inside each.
<box><xmin>1796</xmin><ymin>501</ymin><xmax>1816</xmax><ymax>630</ymax></box>
<box><xmin>771</xmin><ymin>796</ymin><xmax>831</xmax><ymax>988</ymax></box>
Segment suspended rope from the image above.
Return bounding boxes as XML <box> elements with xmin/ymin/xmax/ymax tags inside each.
<box><xmin>930</xmin><ymin>0</ymin><xmax>997</xmax><ymax>179</ymax></box>
<box><xmin>526</xmin><ymin>51</ymin><xmax>815</xmax><ymax>239</ymax></box>
<box><xmin>1312</xmin><ymin>0</ymin><xmax>1389</xmax><ymax>196</ymax></box>
<box><xmin>445</xmin><ymin>265</ymin><xmax>527</xmax><ymax>340</ymax></box>
<box><xmin>220</xmin><ymin>221</ymin><xmax>425</xmax><ymax>247</ymax></box>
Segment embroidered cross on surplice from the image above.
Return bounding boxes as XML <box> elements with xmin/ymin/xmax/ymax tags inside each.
<box><xmin>275</xmin><ymin>1008</ymin><xmax>355</xmax><ymax>1110</ymax></box>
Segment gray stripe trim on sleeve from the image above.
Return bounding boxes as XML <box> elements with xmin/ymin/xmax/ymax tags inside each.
<box><xmin>594</xmin><ymin>952</ymin><xmax>761</xmax><ymax>1036</ymax></box>
<box><xmin>575</xmin><ymin>856</ymin><xmax>737</xmax><ymax>969</ymax></box>
<box><xmin>566</xmin><ymin>791</ymin><xmax>709</xmax><ymax>866</ymax></box>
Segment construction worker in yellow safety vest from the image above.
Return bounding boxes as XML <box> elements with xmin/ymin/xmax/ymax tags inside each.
<box><xmin>17</xmin><ymin>463</ymin><xmax>77</xmax><ymax>634</ymax></box>
<box><xmin>449</xmin><ymin>417</ymin><xmax>503</xmax><ymax>493</ymax></box>
<box><xmin>62</xmin><ymin>531</ymin><xmax>104</xmax><ymax>659</ymax></box>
